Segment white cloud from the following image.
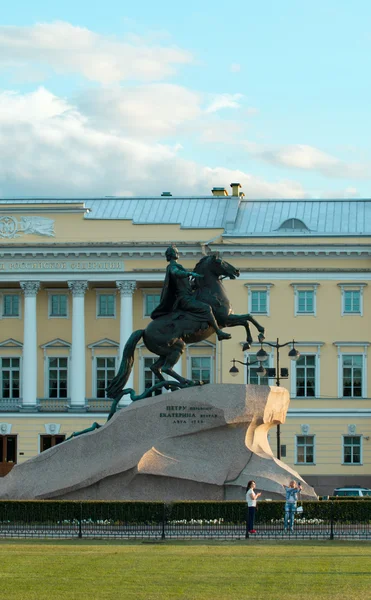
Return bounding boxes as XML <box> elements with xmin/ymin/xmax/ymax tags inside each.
<box><xmin>76</xmin><ymin>84</ymin><xmax>201</xmax><ymax>137</ymax></box>
<box><xmin>0</xmin><ymin>21</ymin><xmax>192</xmax><ymax>84</ymax></box>
<box><xmin>315</xmin><ymin>186</ymin><xmax>360</xmax><ymax>199</ymax></box>
<box><xmin>244</xmin><ymin>142</ymin><xmax>371</xmax><ymax>179</ymax></box>
<box><xmin>205</xmin><ymin>93</ymin><xmax>243</xmax><ymax>113</ymax></box>
<box><xmin>230</xmin><ymin>63</ymin><xmax>241</xmax><ymax>73</ymax></box>
<box><xmin>199</xmin><ymin>120</ymin><xmax>242</xmax><ymax>144</ymax></box>
<box><xmin>0</xmin><ymin>88</ymin><xmax>308</xmax><ymax>199</ymax></box>
<box><xmin>0</xmin><ymin>87</ymin><xmax>74</xmax><ymax>123</ymax></box>
<box><xmin>201</xmin><ymin>168</ymin><xmax>307</xmax><ymax>199</ymax></box>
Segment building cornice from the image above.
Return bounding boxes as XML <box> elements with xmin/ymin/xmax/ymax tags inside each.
<box><xmin>1</xmin><ymin>242</ymin><xmax>371</xmax><ymax>258</ymax></box>
<box><xmin>288</xmin><ymin>409</ymin><xmax>371</xmax><ymax>418</ymax></box>
<box><xmin>0</xmin><ymin>206</ymin><xmax>89</xmax><ymax>215</ymax></box>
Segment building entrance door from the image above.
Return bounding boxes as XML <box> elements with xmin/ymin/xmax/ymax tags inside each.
<box><xmin>0</xmin><ymin>435</ymin><xmax>17</xmax><ymax>476</ymax></box>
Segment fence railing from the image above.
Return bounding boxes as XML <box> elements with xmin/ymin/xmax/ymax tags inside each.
<box><xmin>0</xmin><ymin>500</ymin><xmax>370</xmax><ymax>540</ymax></box>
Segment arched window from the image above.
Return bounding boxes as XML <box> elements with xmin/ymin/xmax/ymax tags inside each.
<box><xmin>277</xmin><ymin>218</ymin><xmax>310</xmax><ymax>232</ymax></box>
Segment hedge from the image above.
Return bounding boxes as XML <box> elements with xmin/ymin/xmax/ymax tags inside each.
<box><xmin>0</xmin><ymin>500</ymin><xmax>370</xmax><ymax>525</ymax></box>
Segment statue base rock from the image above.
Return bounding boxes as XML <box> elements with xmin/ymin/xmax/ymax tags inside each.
<box><xmin>0</xmin><ymin>384</ymin><xmax>317</xmax><ymax>500</ymax></box>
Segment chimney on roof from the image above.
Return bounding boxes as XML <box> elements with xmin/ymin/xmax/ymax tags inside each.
<box><xmin>211</xmin><ymin>187</ymin><xmax>228</xmax><ymax>197</ymax></box>
<box><xmin>161</xmin><ymin>192</ymin><xmax>172</xmax><ymax>197</ymax></box>
<box><xmin>230</xmin><ymin>182</ymin><xmax>241</xmax><ymax>197</ymax></box>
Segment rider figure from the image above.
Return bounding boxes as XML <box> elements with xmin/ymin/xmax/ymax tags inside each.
<box><xmin>151</xmin><ymin>246</ymin><xmax>231</xmax><ymax>341</ymax></box>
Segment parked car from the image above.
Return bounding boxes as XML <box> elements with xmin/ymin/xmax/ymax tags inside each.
<box><xmin>333</xmin><ymin>486</ymin><xmax>371</xmax><ymax>497</ymax></box>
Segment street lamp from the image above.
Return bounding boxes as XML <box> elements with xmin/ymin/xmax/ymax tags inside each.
<box><xmin>230</xmin><ymin>339</ymin><xmax>300</xmax><ymax>461</ymax></box>
<box><xmin>229</xmin><ymin>357</ymin><xmax>266</xmax><ymax>381</ymax></box>
<box><xmin>257</xmin><ymin>339</ymin><xmax>300</xmax><ymax>460</ymax></box>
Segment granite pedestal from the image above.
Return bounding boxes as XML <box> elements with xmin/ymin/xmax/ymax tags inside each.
<box><xmin>0</xmin><ymin>384</ymin><xmax>317</xmax><ymax>500</ymax></box>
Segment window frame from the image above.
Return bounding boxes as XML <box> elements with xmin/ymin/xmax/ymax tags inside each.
<box><xmin>338</xmin><ymin>283</ymin><xmax>366</xmax><ymax>317</ymax></box>
<box><xmin>95</xmin><ymin>290</ymin><xmax>117</xmax><ymax>319</ymax></box>
<box><xmin>188</xmin><ymin>355</ymin><xmax>213</xmax><ymax>385</ymax></box>
<box><xmin>0</xmin><ymin>434</ymin><xmax>17</xmax><ymax>465</ymax></box>
<box><xmin>245</xmin><ymin>284</ymin><xmax>272</xmax><ymax>317</ymax></box>
<box><xmin>47</xmin><ymin>356</ymin><xmax>69</xmax><ymax>399</ymax></box>
<box><xmin>292</xmin><ymin>353</ymin><xmax>318</xmax><ymax>398</ymax></box>
<box><xmin>291</xmin><ymin>283</ymin><xmax>318</xmax><ymax>317</ymax></box>
<box><xmin>295</xmin><ymin>434</ymin><xmax>316</xmax><ymax>465</ymax></box>
<box><xmin>0</xmin><ymin>356</ymin><xmax>21</xmax><ymax>400</ymax></box>
<box><xmin>340</xmin><ymin>353</ymin><xmax>365</xmax><ymax>398</ymax></box>
<box><xmin>342</xmin><ymin>435</ymin><xmax>362</xmax><ymax>465</ymax></box>
<box><xmin>142</xmin><ymin>289</ymin><xmax>162</xmax><ymax>318</ymax></box>
<box><xmin>0</xmin><ymin>291</ymin><xmax>21</xmax><ymax>319</ymax></box>
<box><xmin>47</xmin><ymin>291</ymin><xmax>69</xmax><ymax>319</ymax></box>
<box><xmin>39</xmin><ymin>434</ymin><xmax>66</xmax><ymax>453</ymax></box>
<box><xmin>244</xmin><ymin>350</ymin><xmax>272</xmax><ymax>386</ymax></box>
<box><xmin>93</xmin><ymin>355</ymin><xmax>117</xmax><ymax>398</ymax></box>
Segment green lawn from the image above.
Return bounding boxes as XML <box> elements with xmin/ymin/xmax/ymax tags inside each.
<box><xmin>1</xmin><ymin>540</ymin><xmax>371</xmax><ymax>599</ymax></box>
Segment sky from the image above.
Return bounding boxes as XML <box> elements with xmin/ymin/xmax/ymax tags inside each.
<box><xmin>1</xmin><ymin>0</ymin><xmax>370</xmax><ymax>199</ymax></box>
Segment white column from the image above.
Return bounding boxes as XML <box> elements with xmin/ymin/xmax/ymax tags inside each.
<box><xmin>20</xmin><ymin>281</ymin><xmax>40</xmax><ymax>408</ymax></box>
<box><xmin>67</xmin><ymin>281</ymin><xmax>88</xmax><ymax>408</ymax></box>
<box><xmin>116</xmin><ymin>280</ymin><xmax>136</xmax><ymax>389</ymax></box>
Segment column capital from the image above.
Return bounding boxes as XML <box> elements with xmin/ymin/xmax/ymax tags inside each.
<box><xmin>20</xmin><ymin>281</ymin><xmax>40</xmax><ymax>297</ymax></box>
<box><xmin>116</xmin><ymin>280</ymin><xmax>137</xmax><ymax>296</ymax></box>
<box><xmin>67</xmin><ymin>280</ymin><xmax>89</xmax><ymax>297</ymax></box>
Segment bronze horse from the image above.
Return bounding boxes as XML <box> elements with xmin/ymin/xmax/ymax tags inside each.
<box><xmin>106</xmin><ymin>254</ymin><xmax>265</xmax><ymax>413</ymax></box>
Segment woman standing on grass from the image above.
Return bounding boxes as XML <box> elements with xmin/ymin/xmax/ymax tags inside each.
<box><xmin>246</xmin><ymin>480</ymin><xmax>261</xmax><ymax>534</ymax></box>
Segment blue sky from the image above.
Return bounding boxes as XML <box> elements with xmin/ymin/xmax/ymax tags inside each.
<box><xmin>1</xmin><ymin>0</ymin><xmax>370</xmax><ymax>198</ymax></box>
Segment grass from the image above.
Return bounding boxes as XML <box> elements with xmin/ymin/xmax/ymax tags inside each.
<box><xmin>1</xmin><ymin>540</ymin><xmax>371</xmax><ymax>599</ymax></box>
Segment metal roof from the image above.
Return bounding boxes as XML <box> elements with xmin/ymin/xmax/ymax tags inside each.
<box><xmin>0</xmin><ymin>196</ymin><xmax>370</xmax><ymax>236</ymax></box>
<box><xmin>227</xmin><ymin>199</ymin><xmax>371</xmax><ymax>236</ymax></box>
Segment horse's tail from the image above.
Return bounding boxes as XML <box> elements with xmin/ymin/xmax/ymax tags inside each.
<box><xmin>106</xmin><ymin>329</ymin><xmax>144</xmax><ymax>400</ymax></box>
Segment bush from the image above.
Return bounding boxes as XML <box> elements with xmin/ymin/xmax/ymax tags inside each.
<box><xmin>0</xmin><ymin>499</ymin><xmax>369</xmax><ymax>526</ymax></box>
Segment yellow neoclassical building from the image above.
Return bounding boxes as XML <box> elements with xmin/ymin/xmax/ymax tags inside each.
<box><xmin>0</xmin><ymin>184</ymin><xmax>370</xmax><ymax>495</ymax></box>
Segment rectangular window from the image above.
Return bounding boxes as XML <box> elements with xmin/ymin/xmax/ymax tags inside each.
<box><xmin>342</xmin><ymin>355</ymin><xmax>363</xmax><ymax>397</ymax></box>
<box><xmin>296</xmin><ymin>435</ymin><xmax>315</xmax><ymax>464</ymax></box>
<box><xmin>145</xmin><ymin>293</ymin><xmax>161</xmax><ymax>317</ymax></box>
<box><xmin>343</xmin><ymin>436</ymin><xmax>361</xmax><ymax>464</ymax></box>
<box><xmin>143</xmin><ymin>357</ymin><xmax>162</xmax><ymax>396</ymax></box>
<box><xmin>247</xmin><ymin>354</ymin><xmax>269</xmax><ymax>385</ymax></box>
<box><xmin>3</xmin><ymin>294</ymin><xmax>20</xmax><ymax>317</ymax></box>
<box><xmin>40</xmin><ymin>435</ymin><xmax>65</xmax><ymax>453</ymax></box>
<box><xmin>0</xmin><ymin>357</ymin><xmax>20</xmax><ymax>399</ymax></box>
<box><xmin>344</xmin><ymin>290</ymin><xmax>361</xmax><ymax>314</ymax></box>
<box><xmin>297</xmin><ymin>290</ymin><xmax>314</xmax><ymax>313</ymax></box>
<box><xmin>251</xmin><ymin>290</ymin><xmax>267</xmax><ymax>314</ymax></box>
<box><xmin>191</xmin><ymin>357</ymin><xmax>212</xmax><ymax>384</ymax></box>
<box><xmin>98</xmin><ymin>294</ymin><xmax>115</xmax><ymax>317</ymax></box>
<box><xmin>49</xmin><ymin>294</ymin><xmax>67</xmax><ymax>317</ymax></box>
<box><xmin>296</xmin><ymin>355</ymin><xmax>316</xmax><ymax>397</ymax></box>
<box><xmin>96</xmin><ymin>357</ymin><xmax>116</xmax><ymax>398</ymax></box>
<box><xmin>48</xmin><ymin>357</ymin><xmax>68</xmax><ymax>399</ymax></box>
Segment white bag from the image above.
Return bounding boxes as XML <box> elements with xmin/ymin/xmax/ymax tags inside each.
<box><xmin>296</xmin><ymin>505</ymin><xmax>304</xmax><ymax>514</ymax></box>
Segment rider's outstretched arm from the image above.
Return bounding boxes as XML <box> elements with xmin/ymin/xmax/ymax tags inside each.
<box><xmin>170</xmin><ymin>262</ymin><xmax>201</xmax><ymax>279</ymax></box>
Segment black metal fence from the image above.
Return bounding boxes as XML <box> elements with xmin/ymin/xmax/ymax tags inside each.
<box><xmin>0</xmin><ymin>500</ymin><xmax>370</xmax><ymax>540</ymax></box>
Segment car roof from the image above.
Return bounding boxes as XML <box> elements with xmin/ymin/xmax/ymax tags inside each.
<box><xmin>334</xmin><ymin>487</ymin><xmax>371</xmax><ymax>492</ymax></box>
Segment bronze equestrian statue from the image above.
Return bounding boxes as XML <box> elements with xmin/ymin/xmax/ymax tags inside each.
<box><xmin>106</xmin><ymin>248</ymin><xmax>265</xmax><ymax>417</ymax></box>
<box><xmin>151</xmin><ymin>245</ymin><xmax>231</xmax><ymax>341</ymax></box>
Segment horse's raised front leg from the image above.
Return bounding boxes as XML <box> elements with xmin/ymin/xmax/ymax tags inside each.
<box><xmin>225</xmin><ymin>313</ymin><xmax>265</xmax><ymax>350</ymax></box>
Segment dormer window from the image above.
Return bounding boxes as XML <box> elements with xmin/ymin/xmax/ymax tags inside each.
<box><xmin>277</xmin><ymin>218</ymin><xmax>310</xmax><ymax>232</ymax></box>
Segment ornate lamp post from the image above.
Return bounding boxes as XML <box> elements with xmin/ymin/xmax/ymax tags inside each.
<box><xmin>255</xmin><ymin>339</ymin><xmax>300</xmax><ymax>459</ymax></box>
<box><xmin>229</xmin><ymin>357</ymin><xmax>266</xmax><ymax>381</ymax></box>
<box><xmin>230</xmin><ymin>339</ymin><xmax>300</xmax><ymax>460</ymax></box>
